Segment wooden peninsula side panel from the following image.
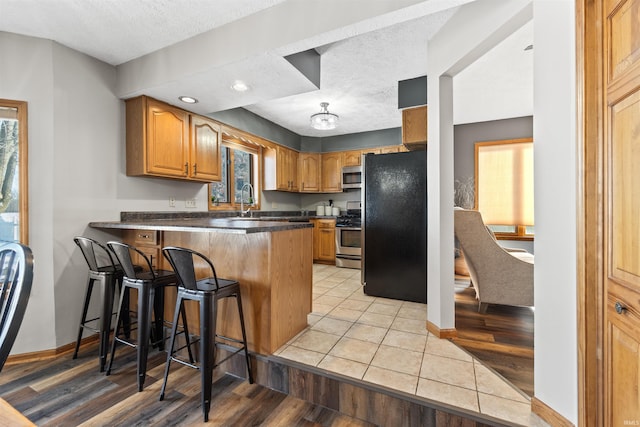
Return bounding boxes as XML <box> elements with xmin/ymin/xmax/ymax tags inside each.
<box><xmin>161</xmin><ymin>227</ymin><xmax>313</xmax><ymax>355</ymax></box>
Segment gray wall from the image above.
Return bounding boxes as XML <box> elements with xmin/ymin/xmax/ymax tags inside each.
<box><xmin>317</xmin><ymin>128</ymin><xmax>401</xmax><ymax>152</ymax></box>
<box><xmin>209</xmin><ymin>108</ymin><xmax>302</xmax><ymax>150</ymax></box>
<box><xmin>454</xmin><ymin>116</ymin><xmax>533</xmax><ymax>184</ymax></box>
<box><xmin>212</xmin><ymin>107</ymin><xmax>402</xmax><ymax>154</ymax></box>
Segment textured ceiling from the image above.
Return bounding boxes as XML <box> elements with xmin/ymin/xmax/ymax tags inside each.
<box><xmin>0</xmin><ymin>0</ymin><xmax>288</xmax><ymax>65</ymax></box>
<box><xmin>0</xmin><ymin>0</ymin><xmax>533</xmax><ymax>136</ymax></box>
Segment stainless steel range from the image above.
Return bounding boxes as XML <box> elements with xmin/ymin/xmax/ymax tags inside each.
<box><xmin>335</xmin><ymin>201</ymin><xmax>361</xmax><ymax>269</ymax></box>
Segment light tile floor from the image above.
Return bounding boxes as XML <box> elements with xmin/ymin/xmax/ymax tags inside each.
<box><xmin>274</xmin><ymin>264</ymin><xmax>549</xmax><ymax>427</ymax></box>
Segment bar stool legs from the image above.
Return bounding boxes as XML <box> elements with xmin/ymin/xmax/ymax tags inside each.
<box><xmin>73</xmin><ymin>246</ymin><xmax>121</xmax><ymax>372</ymax></box>
<box><xmin>72</xmin><ymin>268</ymin><xmax>118</xmax><ymax>372</ymax></box>
<box><xmin>159</xmin><ymin>286</ymin><xmax>253</xmax><ymax>422</ymax></box>
<box><xmin>106</xmin><ymin>279</ymin><xmax>165</xmax><ymax>391</ymax></box>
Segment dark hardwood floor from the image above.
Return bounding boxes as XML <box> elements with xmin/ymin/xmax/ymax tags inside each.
<box><xmin>0</xmin><ymin>284</ymin><xmax>534</xmax><ymax>426</ymax></box>
<box><xmin>0</xmin><ymin>344</ymin><xmax>374</xmax><ymax>427</ymax></box>
<box><xmin>453</xmin><ymin>285</ymin><xmax>534</xmax><ymax>397</ymax></box>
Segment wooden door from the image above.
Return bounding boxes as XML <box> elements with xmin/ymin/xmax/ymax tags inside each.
<box><xmin>299</xmin><ymin>153</ymin><xmax>320</xmax><ymax>192</ymax></box>
<box><xmin>321</xmin><ymin>152</ymin><xmax>342</xmax><ymax>192</ymax></box>
<box><xmin>603</xmin><ymin>0</ymin><xmax>640</xmax><ymax>423</ymax></box>
<box><xmin>317</xmin><ymin>220</ymin><xmax>335</xmax><ymax>262</ymax></box>
<box><xmin>342</xmin><ymin>150</ymin><xmax>362</xmax><ymax>166</ymax></box>
<box><xmin>288</xmin><ymin>149</ymin><xmax>299</xmax><ymax>192</ymax></box>
<box><xmin>275</xmin><ymin>146</ymin><xmax>294</xmax><ymax>191</ymax></box>
<box><xmin>146</xmin><ymin>98</ymin><xmax>189</xmax><ymax>178</ymax></box>
<box><xmin>401</xmin><ymin>105</ymin><xmax>427</xmax><ymax>146</ymax></box>
<box><xmin>190</xmin><ymin>115</ymin><xmax>221</xmax><ymax>182</ymax></box>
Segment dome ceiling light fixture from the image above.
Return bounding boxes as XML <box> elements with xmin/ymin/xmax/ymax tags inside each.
<box><xmin>310</xmin><ymin>102</ymin><xmax>339</xmax><ymax>130</ymax></box>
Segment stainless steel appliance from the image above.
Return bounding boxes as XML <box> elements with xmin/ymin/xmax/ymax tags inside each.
<box><xmin>335</xmin><ymin>200</ymin><xmax>361</xmax><ymax>269</ymax></box>
<box><xmin>341</xmin><ymin>165</ymin><xmax>362</xmax><ymax>189</ymax></box>
<box><xmin>362</xmin><ymin>151</ymin><xmax>427</xmax><ymax>303</ymax></box>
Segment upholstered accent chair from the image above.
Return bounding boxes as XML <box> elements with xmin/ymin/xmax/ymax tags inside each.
<box><xmin>454</xmin><ymin>209</ymin><xmax>534</xmax><ymax>313</ymax></box>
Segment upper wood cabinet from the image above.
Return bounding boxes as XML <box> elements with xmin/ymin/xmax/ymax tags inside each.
<box><xmin>299</xmin><ymin>152</ymin><xmax>321</xmax><ymax>193</ymax></box>
<box><xmin>126</xmin><ymin>96</ymin><xmax>221</xmax><ymax>183</ymax></box>
<box><xmin>342</xmin><ymin>150</ymin><xmax>362</xmax><ymax>166</ymax></box>
<box><xmin>264</xmin><ymin>145</ymin><xmax>299</xmax><ymax>192</ymax></box>
<box><xmin>321</xmin><ymin>152</ymin><xmax>342</xmax><ymax>193</ymax></box>
<box><xmin>402</xmin><ymin>105</ymin><xmax>427</xmax><ymax>149</ymax></box>
<box><xmin>379</xmin><ymin>145</ymin><xmax>408</xmax><ymax>154</ymax></box>
<box><xmin>190</xmin><ymin>115</ymin><xmax>222</xmax><ymax>181</ymax></box>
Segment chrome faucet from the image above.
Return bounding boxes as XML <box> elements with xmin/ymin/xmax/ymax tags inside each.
<box><xmin>240</xmin><ymin>183</ymin><xmax>254</xmax><ymax>217</ymax></box>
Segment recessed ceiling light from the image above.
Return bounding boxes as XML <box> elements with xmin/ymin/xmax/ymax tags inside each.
<box><xmin>178</xmin><ymin>96</ymin><xmax>198</xmax><ymax>104</ymax></box>
<box><xmin>524</xmin><ymin>44</ymin><xmax>533</xmax><ymax>51</ymax></box>
<box><xmin>231</xmin><ymin>80</ymin><xmax>250</xmax><ymax>92</ymax></box>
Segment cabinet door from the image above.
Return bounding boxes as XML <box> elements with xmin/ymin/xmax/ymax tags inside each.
<box><xmin>342</xmin><ymin>150</ymin><xmax>362</xmax><ymax>166</ymax></box>
<box><xmin>274</xmin><ymin>146</ymin><xmax>299</xmax><ymax>192</ymax></box>
<box><xmin>288</xmin><ymin>149</ymin><xmax>299</xmax><ymax>192</ymax></box>
<box><xmin>274</xmin><ymin>146</ymin><xmax>289</xmax><ymax>190</ymax></box>
<box><xmin>402</xmin><ymin>105</ymin><xmax>427</xmax><ymax>148</ymax></box>
<box><xmin>190</xmin><ymin>115</ymin><xmax>221</xmax><ymax>182</ymax></box>
<box><xmin>321</xmin><ymin>152</ymin><xmax>342</xmax><ymax>192</ymax></box>
<box><xmin>311</xmin><ymin>219</ymin><xmax>319</xmax><ymax>261</ymax></box>
<box><xmin>317</xmin><ymin>220</ymin><xmax>336</xmax><ymax>262</ymax></box>
<box><xmin>379</xmin><ymin>145</ymin><xmax>401</xmax><ymax>154</ymax></box>
<box><xmin>146</xmin><ymin>98</ymin><xmax>190</xmax><ymax>178</ymax></box>
<box><xmin>299</xmin><ymin>153</ymin><xmax>320</xmax><ymax>192</ymax></box>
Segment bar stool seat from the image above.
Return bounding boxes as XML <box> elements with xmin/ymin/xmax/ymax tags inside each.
<box><xmin>160</xmin><ymin>246</ymin><xmax>253</xmax><ymax>422</ymax></box>
<box><xmin>106</xmin><ymin>241</ymin><xmax>192</xmax><ymax>392</ymax></box>
<box><xmin>73</xmin><ymin>237</ymin><xmax>137</xmax><ymax>372</ymax></box>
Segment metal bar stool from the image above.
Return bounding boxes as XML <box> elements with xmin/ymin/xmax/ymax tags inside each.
<box><xmin>106</xmin><ymin>241</ymin><xmax>192</xmax><ymax>392</ymax></box>
<box><xmin>73</xmin><ymin>236</ymin><xmax>132</xmax><ymax>372</ymax></box>
<box><xmin>160</xmin><ymin>246</ymin><xmax>253</xmax><ymax>422</ymax></box>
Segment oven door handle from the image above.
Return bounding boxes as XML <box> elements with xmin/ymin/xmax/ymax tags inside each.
<box><xmin>337</xmin><ymin>227</ymin><xmax>362</xmax><ymax>231</ymax></box>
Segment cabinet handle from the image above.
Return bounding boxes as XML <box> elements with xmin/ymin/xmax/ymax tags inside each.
<box><xmin>137</xmin><ymin>234</ymin><xmax>150</xmax><ymax>239</ymax></box>
<box><xmin>184</xmin><ymin>162</ymin><xmax>189</xmax><ymax>175</ymax></box>
<box><xmin>615</xmin><ymin>301</ymin><xmax>627</xmax><ymax>314</ymax></box>
<box><xmin>193</xmin><ymin>163</ymin><xmax>197</xmax><ymax>175</ymax></box>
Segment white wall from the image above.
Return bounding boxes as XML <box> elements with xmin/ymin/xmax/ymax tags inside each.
<box><xmin>532</xmin><ymin>0</ymin><xmax>577</xmax><ymax>423</ymax></box>
<box><xmin>426</xmin><ymin>0</ymin><xmax>532</xmax><ymax>330</ymax></box>
<box><xmin>0</xmin><ymin>32</ymin><xmax>57</xmax><ymax>352</ymax></box>
<box><xmin>428</xmin><ymin>0</ymin><xmax>578</xmax><ymax>423</ymax></box>
<box><xmin>1</xmin><ymin>32</ymin><xmax>212</xmax><ymax>352</ymax></box>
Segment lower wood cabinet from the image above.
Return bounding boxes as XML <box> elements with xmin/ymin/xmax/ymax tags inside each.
<box><xmin>124</xmin><ymin>229</ymin><xmax>161</xmax><ymax>270</ymax></box>
<box><xmin>312</xmin><ymin>218</ymin><xmax>336</xmax><ymax>264</ymax></box>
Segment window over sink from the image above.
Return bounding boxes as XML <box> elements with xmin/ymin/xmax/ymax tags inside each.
<box><xmin>209</xmin><ymin>135</ymin><xmax>261</xmax><ymax>210</ymax></box>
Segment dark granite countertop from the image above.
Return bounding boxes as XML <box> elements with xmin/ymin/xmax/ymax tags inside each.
<box><xmin>89</xmin><ymin>216</ymin><xmax>315</xmax><ymax>234</ymax></box>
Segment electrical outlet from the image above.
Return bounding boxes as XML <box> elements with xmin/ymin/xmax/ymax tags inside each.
<box><xmin>169</xmin><ymin>197</ymin><xmax>176</xmax><ymax>207</ymax></box>
<box><xmin>185</xmin><ymin>199</ymin><xmax>197</xmax><ymax>208</ymax></box>
<box><xmin>271</xmin><ymin>202</ymin><xmax>277</xmax><ymax>209</ymax></box>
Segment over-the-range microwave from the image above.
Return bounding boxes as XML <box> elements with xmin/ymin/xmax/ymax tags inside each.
<box><xmin>341</xmin><ymin>165</ymin><xmax>362</xmax><ymax>189</ymax></box>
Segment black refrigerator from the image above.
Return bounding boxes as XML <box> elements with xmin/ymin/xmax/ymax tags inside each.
<box><xmin>361</xmin><ymin>150</ymin><xmax>427</xmax><ymax>303</ymax></box>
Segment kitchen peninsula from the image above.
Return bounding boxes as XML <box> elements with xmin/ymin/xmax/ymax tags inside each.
<box><xmin>89</xmin><ymin>214</ymin><xmax>313</xmax><ymax>355</ymax></box>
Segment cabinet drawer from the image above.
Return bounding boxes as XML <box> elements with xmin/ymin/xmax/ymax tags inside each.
<box><xmin>317</xmin><ymin>219</ymin><xmax>336</xmax><ymax>229</ymax></box>
<box><xmin>133</xmin><ymin>230</ymin><xmax>158</xmax><ymax>245</ymax></box>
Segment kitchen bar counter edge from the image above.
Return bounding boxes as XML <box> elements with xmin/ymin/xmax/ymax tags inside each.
<box><xmin>89</xmin><ymin>217</ymin><xmax>313</xmax><ymax>234</ymax></box>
